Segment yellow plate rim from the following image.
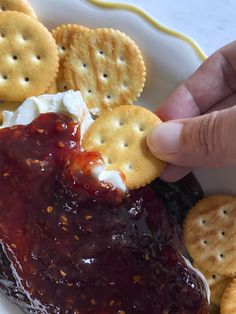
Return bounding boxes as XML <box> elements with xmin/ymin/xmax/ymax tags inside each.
<box><xmin>86</xmin><ymin>0</ymin><xmax>207</xmax><ymax>61</ymax></box>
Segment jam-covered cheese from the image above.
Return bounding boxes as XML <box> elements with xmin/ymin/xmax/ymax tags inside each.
<box><xmin>0</xmin><ymin>113</ymin><xmax>208</xmax><ymax>313</ymax></box>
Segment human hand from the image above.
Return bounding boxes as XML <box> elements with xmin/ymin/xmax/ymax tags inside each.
<box><xmin>147</xmin><ymin>41</ymin><xmax>236</xmax><ymax>182</ymax></box>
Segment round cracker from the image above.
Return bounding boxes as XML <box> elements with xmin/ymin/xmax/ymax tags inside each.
<box><xmin>45</xmin><ymin>80</ymin><xmax>57</xmax><ymax>94</ymax></box>
<box><xmin>64</xmin><ymin>28</ymin><xmax>146</xmax><ymax>113</ymax></box>
<box><xmin>221</xmin><ymin>279</ymin><xmax>236</xmax><ymax>313</ymax></box>
<box><xmin>82</xmin><ymin>105</ymin><xmax>166</xmax><ymax>189</ymax></box>
<box><xmin>0</xmin><ymin>0</ymin><xmax>37</xmax><ymax>18</ymax></box>
<box><xmin>184</xmin><ymin>195</ymin><xmax>236</xmax><ymax>276</ymax></box>
<box><xmin>52</xmin><ymin>24</ymin><xmax>89</xmax><ymax>92</ymax></box>
<box><xmin>194</xmin><ymin>263</ymin><xmax>231</xmax><ymax>305</ymax></box>
<box><xmin>0</xmin><ymin>11</ymin><xmax>58</xmax><ymax>101</ymax></box>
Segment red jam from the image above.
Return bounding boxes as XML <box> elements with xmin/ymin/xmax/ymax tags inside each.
<box><xmin>0</xmin><ymin>113</ymin><xmax>208</xmax><ymax>313</ymax></box>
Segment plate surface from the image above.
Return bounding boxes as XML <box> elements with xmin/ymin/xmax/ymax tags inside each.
<box><xmin>0</xmin><ymin>0</ymin><xmax>234</xmax><ymax>312</ymax></box>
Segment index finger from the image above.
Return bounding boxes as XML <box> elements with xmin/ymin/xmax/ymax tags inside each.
<box><xmin>156</xmin><ymin>40</ymin><xmax>236</xmax><ymax>121</ymax></box>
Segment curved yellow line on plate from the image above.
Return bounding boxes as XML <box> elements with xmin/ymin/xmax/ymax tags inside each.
<box><xmin>87</xmin><ymin>0</ymin><xmax>207</xmax><ymax>61</ymax></box>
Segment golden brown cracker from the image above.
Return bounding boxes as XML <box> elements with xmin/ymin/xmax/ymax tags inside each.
<box><xmin>209</xmin><ymin>303</ymin><xmax>220</xmax><ymax>314</ymax></box>
<box><xmin>0</xmin><ymin>79</ymin><xmax>56</xmax><ymax>123</ymax></box>
<box><xmin>55</xmin><ymin>68</ymin><xmax>72</xmax><ymax>92</ymax></box>
<box><xmin>0</xmin><ymin>0</ymin><xmax>37</xmax><ymax>18</ymax></box>
<box><xmin>221</xmin><ymin>279</ymin><xmax>236</xmax><ymax>313</ymax></box>
<box><xmin>64</xmin><ymin>28</ymin><xmax>146</xmax><ymax>113</ymax></box>
<box><xmin>82</xmin><ymin>105</ymin><xmax>166</xmax><ymax>189</ymax></box>
<box><xmin>52</xmin><ymin>24</ymin><xmax>88</xmax><ymax>92</ymax></box>
<box><xmin>0</xmin><ymin>11</ymin><xmax>58</xmax><ymax>101</ymax></box>
<box><xmin>52</xmin><ymin>24</ymin><xmax>88</xmax><ymax>62</ymax></box>
<box><xmin>45</xmin><ymin>80</ymin><xmax>57</xmax><ymax>94</ymax></box>
<box><xmin>184</xmin><ymin>195</ymin><xmax>236</xmax><ymax>276</ymax></box>
<box><xmin>194</xmin><ymin>263</ymin><xmax>231</xmax><ymax>305</ymax></box>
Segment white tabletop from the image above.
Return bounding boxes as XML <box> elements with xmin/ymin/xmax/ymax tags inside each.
<box><xmin>108</xmin><ymin>0</ymin><xmax>236</xmax><ymax>57</ymax></box>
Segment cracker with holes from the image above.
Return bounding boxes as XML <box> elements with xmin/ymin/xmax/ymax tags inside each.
<box><xmin>221</xmin><ymin>278</ymin><xmax>236</xmax><ymax>313</ymax></box>
<box><xmin>184</xmin><ymin>195</ymin><xmax>236</xmax><ymax>276</ymax></box>
<box><xmin>193</xmin><ymin>263</ymin><xmax>231</xmax><ymax>305</ymax></box>
<box><xmin>0</xmin><ymin>0</ymin><xmax>37</xmax><ymax>18</ymax></box>
<box><xmin>52</xmin><ymin>24</ymin><xmax>89</xmax><ymax>92</ymax></box>
<box><xmin>82</xmin><ymin>105</ymin><xmax>166</xmax><ymax>189</ymax></box>
<box><xmin>0</xmin><ymin>11</ymin><xmax>58</xmax><ymax>101</ymax></box>
<box><xmin>64</xmin><ymin>28</ymin><xmax>146</xmax><ymax>113</ymax></box>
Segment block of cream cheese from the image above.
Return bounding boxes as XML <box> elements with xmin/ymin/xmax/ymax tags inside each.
<box><xmin>1</xmin><ymin>91</ymin><xmax>126</xmax><ymax>192</ymax></box>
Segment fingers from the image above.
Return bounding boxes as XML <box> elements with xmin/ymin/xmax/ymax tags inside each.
<box><xmin>156</xmin><ymin>40</ymin><xmax>236</xmax><ymax>121</ymax></box>
<box><xmin>152</xmin><ymin>41</ymin><xmax>236</xmax><ymax>181</ymax></box>
<box><xmin>159</xmin><ymin>164</ymin><xmax>191</xmax><ymax>182</ymax></box>
<box><xmin>147</xmin><ymin>106</ymin><xmax>236</xmax><ymax>168</ymax></box>
<box><xmin>156</xmin><ymin>84</ymin><xmax>201</xmax><ymax>120</ymax></box>
<box><xmin>206</xmin><ymin>91</ymin><xmax>236</xmax><ymax>113</ymax></box>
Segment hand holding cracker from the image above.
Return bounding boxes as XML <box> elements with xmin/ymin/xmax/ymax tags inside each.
<box><xmin>147</xmin><ymin>41</ymin><xmax>236</xmax><ymax>183</ymax></box>
<box><xmin>83</xmin><ymin>105</ymin><xmax>166</xmax><ymax>189</ymax></box>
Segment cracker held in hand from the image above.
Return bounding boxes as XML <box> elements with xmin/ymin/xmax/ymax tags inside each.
<box><xmin>82</xmin><ymin>105</ymin><xmax>166</xmax><ymax>189</ymax></box>
<box><xmin>0</xmin><ymin>0</ymin><xmax>37</xmax><ymax>18</ymax></box>
<box><xmin>184</xmin><ymin>195</ymin><xmax>236</xmax><ymax>276</ymax></box>
<box><xmin>64</xmin><ymin>28</ymin><xmax>146</xmax><ymax>113</ymax></box>
<box><xmin>194</xmin><ymin>263</ymin><xmax>231</xmax><ymax>305</ymax></box>
<box><xmin>52</xmin><ymin>24</ymin><xmax>89</xmax><ymax>92</ymax></box>
<box><xmin>0</xmin><ymin>11</ymin><xmax>58</xmax><ymax>101</ymax></box>
<box><xmin>221</xmin><ymin>278</ymin><xmax>236</xmax><ymax>313</ymax></box>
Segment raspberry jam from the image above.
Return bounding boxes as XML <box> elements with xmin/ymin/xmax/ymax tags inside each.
<box><xmin>0</xmin><ymin>113</ymin><xmax>208</xmax><ymax>313</ymax></box>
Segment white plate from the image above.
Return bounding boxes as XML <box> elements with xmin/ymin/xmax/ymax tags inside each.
<box><xmin>0</xmin><ymin>0</ymin><xmax>234</xmax><ymax>312</ymax></box>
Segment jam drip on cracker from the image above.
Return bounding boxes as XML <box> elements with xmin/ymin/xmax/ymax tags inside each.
<box><xmin>0</xmin><ymin>113</ymin><xmax>208</xmax><ymax>313</ymax></box>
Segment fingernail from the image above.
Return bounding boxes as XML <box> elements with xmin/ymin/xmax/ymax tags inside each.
<box><xmin>147</xmin><ymin>122</ymin><xmax>182</xmax><ymax>156</ymax></box>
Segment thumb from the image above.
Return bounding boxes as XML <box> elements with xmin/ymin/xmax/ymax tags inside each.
<box><xmin>147</xmin><ymin>106</ymin><xmax>236</xmax><ymax>167</ymax></box>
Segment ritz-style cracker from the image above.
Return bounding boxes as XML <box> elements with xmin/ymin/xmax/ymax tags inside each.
<box><xmin>52</xmin><ymin>24</ymin><xmax>89</xmax><ymax>92</ymax></box>
<box><xmin>0</xmin><ymin>0</ymin><xmax>37</xmax><ymax>18</ymax></box>
<box><xmin>194</xmin><ymin>263</ymin><xmax>231</xmax><ymax>306</ymax></box>
<box><xmin>82</xmin><ymin>105</ymin><xmax>166</xmax><ymax>189</ymax></box>
<box><xmin>64</xmin><ymin>28</ymin><xmax>146</xmax><ymax>113</ymax></box>
<box><xmin>0</xmin><ymin>11</ymin><xmax>59</xmax><ymax>101</ymax></box>
<box><xmin>184</xmin><ymin>195</ymin><xmax>236</xmax><ymax>276</ymax></box>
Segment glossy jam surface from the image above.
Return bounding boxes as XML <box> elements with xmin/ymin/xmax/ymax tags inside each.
<box><xmin>0</xmin><ymin>113</ymin><xmax>208</xmax><ymax>313</ymax></box>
